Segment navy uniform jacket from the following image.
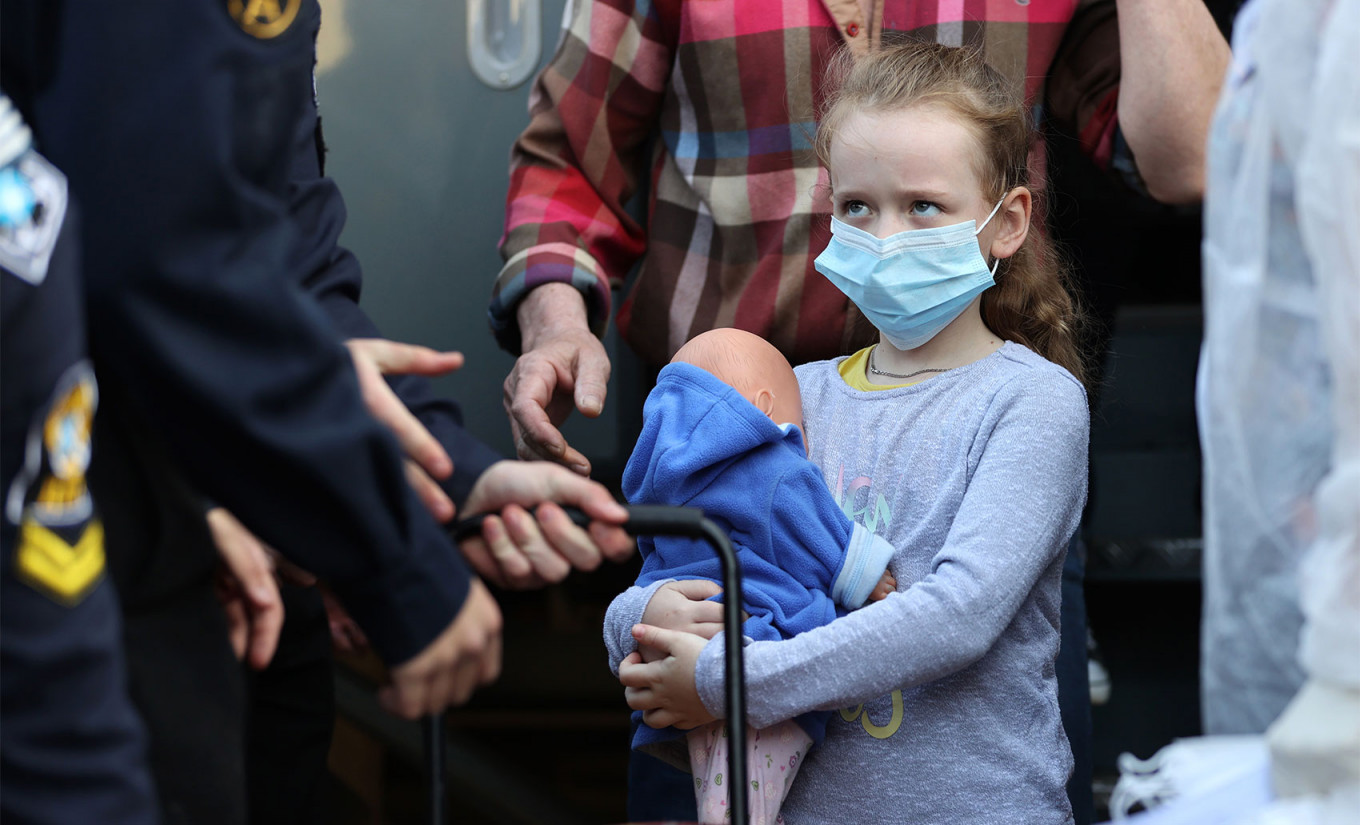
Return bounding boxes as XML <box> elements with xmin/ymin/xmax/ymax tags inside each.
<box><xmin>1</xmin><ymin>0</ymin><xmax>490</xmax><ymax>665</ymax></box>
<box><xmin>1</xmin><ymin>121</ymin><xmax>159</xmax><ymax>822</ymax></box>
<box><xmin>284</xmin><ymin>12</ymin><xmax>502</xmax><ymax>508</ymax></box>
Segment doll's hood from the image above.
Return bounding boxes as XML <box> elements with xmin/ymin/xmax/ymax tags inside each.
<box><xmin>622</xmin><ymin>362</ymin><xmax>806</xmax><ymax>506</ymax></box>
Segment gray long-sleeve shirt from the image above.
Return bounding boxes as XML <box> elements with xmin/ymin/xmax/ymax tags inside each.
<box><xmin>606</xmin><ymin>342</ymin><xmax>1088</xmax><ymax>823</ymax></box>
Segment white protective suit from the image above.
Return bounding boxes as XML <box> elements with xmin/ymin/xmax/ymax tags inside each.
<box><xmin>1198</xmin><ymin>0</ymin><xmax>1360</xmax><ymax>797</ymax></box>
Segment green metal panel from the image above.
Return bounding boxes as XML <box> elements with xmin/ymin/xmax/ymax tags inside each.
<box><xmin>316</xmin><ymin>0</ymin><xmax>644</xmax><ymax>476</ymax></box>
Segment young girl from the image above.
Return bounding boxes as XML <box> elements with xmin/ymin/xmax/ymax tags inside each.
<box><xmin>612</xmin><ymin>43</ymin><xmax>1090</xmax><ymax>824</ymax></box>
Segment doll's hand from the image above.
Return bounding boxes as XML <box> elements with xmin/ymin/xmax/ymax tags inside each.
<box><xmin>869</xmin><ymin>571</ymin><xmax>898</xmax><ymax>602</ymax></box>
<box><xmin>618</xmin><ymin>624</ymin><xmax>716</xmax><ymax>730</ymax></box>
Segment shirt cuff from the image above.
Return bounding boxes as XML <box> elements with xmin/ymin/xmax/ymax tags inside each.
<box><xmin>696</xmin><ymin>633</ymin><xmax>729</xmax><ymax>720</ymax></box>
<box><xmin>488</xmin><ymin>244</ymin><xmax>612</xmax><ymax>354</ymax></box>
<box><xmin>604</xmin><ymin>578</ymin><xmax>673</xmax><ymax>674</ymax></box>
<box><xmin>831</xmin><ymin>523</ymin><xmax>896</xmax><ymax>610</ymax></box>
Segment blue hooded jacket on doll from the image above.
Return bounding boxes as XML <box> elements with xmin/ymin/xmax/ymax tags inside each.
<box><xmin>622</xmin><ymin>360</ymin><xmax>896</xmax><ymax>756</ymax></box>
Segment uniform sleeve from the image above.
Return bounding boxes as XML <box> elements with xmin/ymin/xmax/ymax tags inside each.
<box><xmin>488</xmin><ymin>0</ymin><xmax>677</xmax><ymax>353</ymax></box>
<box><xmin>41</xmin><ymin>0</ymin><xmax>468</xmax><ymax>665</ymax></box>
<box><xmin>286</xmin><ymin>35</ymin><xmax>502</xmax><ymax>508</ymax></box>
<box><xmin>695</xmin><ymin>378</ymin><xmax>1090</xmax><ymax>729</ymax></box>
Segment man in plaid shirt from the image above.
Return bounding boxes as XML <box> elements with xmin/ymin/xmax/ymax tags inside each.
<box><xmin>491</xmin><ymin>1</ymin><xmax>1228</xmax><ymax>821</ymax></box>
<box><xmin>492</xmin><ymin>0</ymin><xmax>1226</xmax><ymax>474</ymax></box>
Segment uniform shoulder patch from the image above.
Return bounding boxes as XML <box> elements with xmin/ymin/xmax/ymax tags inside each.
<box><xmin>6</xmin><ymin>362</ymin><xmax>105</xmax><ymax>605</ymax></box>
<box><xmin>228</xmin><ymin>0</ymin><xmax>301</xmax><ymax>39</ymax></box>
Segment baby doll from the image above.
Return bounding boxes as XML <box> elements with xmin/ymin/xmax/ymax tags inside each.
<box><xmin>613</xmin><ymin>327</ymin><xmax>897</xmax><ymax>825</ymax></box>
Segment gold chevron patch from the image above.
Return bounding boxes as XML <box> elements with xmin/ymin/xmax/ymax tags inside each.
<box><xmin>15</xmin><ymin>518</ymin><xmax>105</xmax><ymax>604</ymax></box>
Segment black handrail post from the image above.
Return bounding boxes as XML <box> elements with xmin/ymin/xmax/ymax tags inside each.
<box><xmin>424</xmin><ymin>712</ymin><xmax>446</xmax><ymax>825</ymax></box>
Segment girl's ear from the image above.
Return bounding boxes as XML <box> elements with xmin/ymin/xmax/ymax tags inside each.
<box><xmin>988</xmin><ymin>186</ymin><xmax>1032</xmax><ymax>262</ymax></box>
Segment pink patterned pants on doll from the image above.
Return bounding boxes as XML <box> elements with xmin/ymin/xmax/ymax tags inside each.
<box><xmin>686</xmin><ymin>719</ymin><xmax>814</xmax><ymax>825</ymax></box>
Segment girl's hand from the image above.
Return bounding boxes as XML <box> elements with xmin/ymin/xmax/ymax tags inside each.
<box><xmin>618</xmin><ymin>624</ymin><xmax>716</xmax><ymax>730</ymax></box>
<box><xmin>642</xmin><ymin>580</ymin><xmax>725</xmax><ymax>638</ymax></box>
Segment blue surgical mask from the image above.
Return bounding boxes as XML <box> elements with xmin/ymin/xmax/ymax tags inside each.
<box><xmin>814</xmin><ymin>198</ymin><xmax>1005</xmax><ymax>351</ymax></box>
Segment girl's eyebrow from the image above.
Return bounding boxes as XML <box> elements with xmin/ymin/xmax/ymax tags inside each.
<box><xmin>833</xmin><ymin>186</ymin><xmax>953</xmax><ymax>202</ymax></box>
<box><xmin>896</xmin><ymin>186</ymin><xmax>952</xmax><ymax>201</ymax></box>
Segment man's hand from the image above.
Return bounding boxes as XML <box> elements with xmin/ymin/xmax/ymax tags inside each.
<box><xmin>504</xmin><ymin>283</ymin><xmax>610</xmax><ymax>476</ymax></box>
<box><xmin>346</xmin><ymin>337</ymin><xmax>464</xmax><ymax>522</ymax></box>
<box><xmin>380</xmin><ymin>579</ymin><xmax>502</xmax><ymax>719</ymax></box>
<box><xmin>457</xmin><ymin>460</ymin><xmax>633</xmax><ymax>589</ymax></box>
<box><xmin>206</xmin><ymin>507</ymin><xmax>284</xmax><ymax>670</ymax></box>
<box><xmin>618</xmin><ymin>624</ymin><xmax>715</xmax><ymax>730</ymax></box>
<box><xmin>320</xmin><ymin>585</ymin><xmax>370</xmax><ymax>654</ymax></box>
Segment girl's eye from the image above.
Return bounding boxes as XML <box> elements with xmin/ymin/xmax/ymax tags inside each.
<box><xmin>909</xmin><ymin>201</ymin><xmax>942</xmax><ymax>217</ymax></box>
<box><xmin>841</xmin><ymin>200</ymin><xmax>870</xmax><ymax>217</ymax></box>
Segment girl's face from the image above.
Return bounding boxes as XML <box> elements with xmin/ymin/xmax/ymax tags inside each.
<box><xmin>828</xmin><ymin>103</ymin><xmax>1007</xmax><ymax>254</ymax></box>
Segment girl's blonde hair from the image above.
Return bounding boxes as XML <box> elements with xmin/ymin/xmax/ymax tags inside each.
<box><xmin>815</xmin><ymin>42</ymin><xmax>1089</xmax><ymax>385</ymax></box>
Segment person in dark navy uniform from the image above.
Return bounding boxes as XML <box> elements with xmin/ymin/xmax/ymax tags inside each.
<box><xmin>0</xmin><ymin>2</ymin><xmax>634</xmax><ymax>822</ymax></box>
<box><xmin>0</xmin><ymin>95</ymin><xmax>160</xmax><ymax>825</ymax></box>
<box><xmin>239</xmin><ymin>7</ymin><xmax>601</xmax><ymax>818</ymax></box>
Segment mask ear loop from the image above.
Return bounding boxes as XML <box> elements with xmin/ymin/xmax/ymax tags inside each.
<box><xmin>973</xmin><ymin>192</ymin><xmax>1009</xmax><ymax>236</ymax></box>
<box><xmin>976</xmin><ymin>190</ymin><xmax>1010</xmax><ymax>275</ymax></box>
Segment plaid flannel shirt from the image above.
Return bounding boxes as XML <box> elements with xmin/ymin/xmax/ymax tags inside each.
<box><xmin>492</xmin><ymin>0</ymin><xmax>1122</xmax><ymax>367</ymax></box>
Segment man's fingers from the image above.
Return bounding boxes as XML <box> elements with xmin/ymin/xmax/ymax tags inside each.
<box><xmin>366</xmin><ymin>375</ymin><xmax>451</xmax><ymax>479</ymax></box>
<box><xmin>427</xmin><ymin>659</ymin><xmax>462</xmax><ymax>714</ymax></box>
<box><xmin>533</xmin><ymin>502</ymin><xmax>602</xmax><ymax>572</ymax></box>
<box><xmin>505</xmin><ymin>365</ymin><xmax>567</xmax><ymax>460</ymax></box>
<box><xmin>501</xmin><ymin>504</ymin><xmax>571</xmax><ymax>585</ymax></box>
<box><xmin>223</xmin><ymin>598</ymin><xmax>248</xmax><ymax>661</ymax></box>
<box><xmin>272</xmin><ymin>553</ymin><xmax>318</xmax><ymax>588</ymax></box>
<box><xmin>379</xmin><ymin>682</ymin><xmax>426</xmax><ymax>721</ymax></box>
<box><xmin>543</xmin><ymin>467</ymin><xmax>628</xmax><ymax>523</ymax></box>
<box><xmin>457</xmin><ymin>537</ymin><xmax>508</xmax><ymax>588</ymax></box>
<box><xmin>349</xmin><ymin>338</ymin><xmax>464</xmax><ymax>378</ymax></box>
<box><xmin>571</xmin><ymin>342</ymin><xmax>611</xmax><ymax>418</ymax></box>
<box><xmin>405</xmin><ymin>459</ymin><xmax>455</xmax><ymax>523</ymax></box>
<box><xmin>588</xmin><ymin>520</ymin><xmax>635</xmax><ymax>563</ymax></box>
<box><xmin>381</xmin><ymin>582</ymin><xmax>501</xmax><ymax>718</ymax></box>
<box><xmin>349</xmin><ymin>340</ymin><xmax>453</xmax><ymax>479</ymax></box>
<box><xmin>206</xmin><ymin>508</ymin><xmax>284</xmax><ymax>669</ymax></box>
<box><xmin>557</xmin><ymin>444</ymin><xmax>593</xmax><ymax>477</ymax></box>
<box><xmin>245</xmin><ymin>595</ymin><xmax>284</xmax><ymax>670</ymax></box>
<box><xmin>480</xmin><ymin>631</ymin><xmax>502</xmax><ymax>686</ymax></box>
<box><xmin>476</xmin><ymin>512</ymin><xmax>542</xmax><ymax>589</ymax></box>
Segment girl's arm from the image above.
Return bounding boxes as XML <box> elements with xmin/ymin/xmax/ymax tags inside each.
<box><xmin>604</xmin><ymin>579</ymin><xmax>725</xmax><ymax>673</ymax></box>
<box><xmin>629</xmin><ymin>375</ymin><xmax>1090</xmax><ymax>730</ymax></box>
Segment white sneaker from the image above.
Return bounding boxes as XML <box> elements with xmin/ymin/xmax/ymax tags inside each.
<box><xmin>1088</xmin><ymin>630</ymin><xmax>1112</xmax><ymax>705</ymax></box>
<box><xmin>1090</xmin><ymin>658</ymin><xmax>1112</xmax><ymax>705</ymax></box>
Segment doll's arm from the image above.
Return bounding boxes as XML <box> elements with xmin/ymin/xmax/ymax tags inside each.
<box><xmin>768</xmin><ymin>462</ymin><xmax>897</xmax><ymax>611</ymax></box>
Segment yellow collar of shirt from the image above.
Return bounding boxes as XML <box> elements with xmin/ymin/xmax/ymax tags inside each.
<box><xmin>839</xmin><ymin>346</ymin><xmax>921</xmax><ymax>391</ymax></box>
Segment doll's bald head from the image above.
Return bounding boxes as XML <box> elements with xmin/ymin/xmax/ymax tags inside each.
<box><xmin>671</xmin><ymin>329</ymin><xmax>806</xmax><ymax>449</ymax></box>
